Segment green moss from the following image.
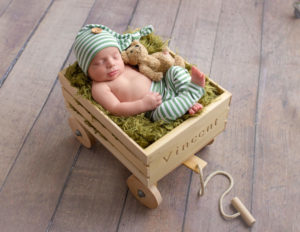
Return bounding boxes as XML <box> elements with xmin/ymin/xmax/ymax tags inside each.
<box><xmin>125</xmin><ymin>28</ymin><xmax>169</xmax><ymax>54</ymax></box>
<box><xmin>64</xmin><ymin>32</ymin><xmax>222</xmax><ymax>148</ymax></box>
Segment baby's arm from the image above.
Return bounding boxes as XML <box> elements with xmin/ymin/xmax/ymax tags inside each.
<box><xmin>92</xmin><ymin>83</ymin><xmax>162</xmax><ymax>116</ymax></box>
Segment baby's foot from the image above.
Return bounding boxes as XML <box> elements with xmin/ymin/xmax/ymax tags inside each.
<box><xmin>191</xmin><ymin>66</ymin><xmax>205</xmax><ymax>87</ymax></box>
<box><xmin>188</xmin><ymin>103</ymin><xmax>203</xmax><ymax>115</ymax></box>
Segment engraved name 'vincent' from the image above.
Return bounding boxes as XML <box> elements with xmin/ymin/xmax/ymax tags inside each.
<box><xmin>163</xmin><ymin>118</ymin><xmax>219</xmax><ymax>162</ymax></box>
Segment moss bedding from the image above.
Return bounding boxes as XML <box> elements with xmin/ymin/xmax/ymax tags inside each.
<box><xmin>65</xmin><ymin>32</ymin><xmax>221</xmax><ymax>148</ymax></box>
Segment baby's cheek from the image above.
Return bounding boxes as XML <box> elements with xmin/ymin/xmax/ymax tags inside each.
<box><xmin>88</xmin><ymin>68</ymin><xmax>97</xmax><ymax>80</ymax></box>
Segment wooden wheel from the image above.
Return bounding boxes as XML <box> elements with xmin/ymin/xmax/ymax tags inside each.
<box><xmin>68</xmin><ymin>117</ymin><xmax>94</xmax><ymax>148</ymax></box>
<box><xmin>127</xmin><ymin>175</ymin><xmax>162</xmax><ymax>209</ymax></box>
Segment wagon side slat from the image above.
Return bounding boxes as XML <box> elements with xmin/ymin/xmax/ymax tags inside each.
<box><xmin>65</xmin><ymin>104</ymin><xmax>150</xmax><ymax>187</ymax></box>
<box><xmin>148</xmin><ymin>109</ymin><xmax>230</xmax><ymax>184</ymax></box>
<box><xmin>61</xmin><ymin>88</ymin><xmax>149</xmax><ymax>177</ymax></box>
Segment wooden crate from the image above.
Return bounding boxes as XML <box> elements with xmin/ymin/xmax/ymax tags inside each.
<box><xmin>58</xmin><ymin>68</ymin><xmax>231</xmax><ymax>208</ymax></box>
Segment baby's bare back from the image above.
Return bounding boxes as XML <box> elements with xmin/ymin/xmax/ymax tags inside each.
<box><xmin>106</xmin><ymin>65</ymin><xmax>152</xmax><ymax>102</ymax></box>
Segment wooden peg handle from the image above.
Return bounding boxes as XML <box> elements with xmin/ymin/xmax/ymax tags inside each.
<box><xmin>231</xmin><ymin>197</ymin><xmax>256</xmax><ymax>227</ymax></box>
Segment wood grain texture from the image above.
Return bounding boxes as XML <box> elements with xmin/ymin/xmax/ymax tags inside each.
<box><xmin>0</xmin><ymin>0</ymin><xmax>13</xmax><ymax>17</ymax></box>
<box><xmin>49</xmin><ymin>142</ymin><xmax>129</xmax><ymax>232</ymax></box>
<box><xmin>128</xmin><ymin>0</ymin><xmax>181</xmax><ymax>38</ymax></box>
<box><xmin>0</xmin><ymin>0</ymin><xmax>96</xmax><ymax>231</ymax></box>
<box><xmin>0</xmin><ymin>0</ymin><xmax>94</xmax><ymax>187</ymax></box>
<box><xmin>170</xmin><ymin>0</ymin><xmax>223</xmax><ymax>74</ymax></box>
<box><xmin>0</xmin><ymin>0</ymin><xmax>52</xmax><ymax>85</ymax></box>
<box><xmin>0</xmin><ymin>81</ymin><xmax>80</xmax><ymax>231</ymax></box>
<box><xmin>252</xmin><ymin>0</ymin><xmax>300</xmax><ymax>231</ymax></box>
<box><xmin>183</xmin><ymin>0</ymin><xmax>263</xmax><ymax>231</ymax></box>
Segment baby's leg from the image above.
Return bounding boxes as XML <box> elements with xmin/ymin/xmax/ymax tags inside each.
<box><xmin>150</xmin><ymin>66</ymin><xmax>205</xmax><ymax>122</ymax></box>
<box><xmin>191</xmin><ymin>66</ymin><xmax>205</xmax><ymax>87</ymax></box>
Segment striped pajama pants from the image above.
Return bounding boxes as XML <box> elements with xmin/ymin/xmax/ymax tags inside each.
<box><xmin>145</xmin><ymin>66</ymin><xmax>205</xmax><ymax>122</ymax></box>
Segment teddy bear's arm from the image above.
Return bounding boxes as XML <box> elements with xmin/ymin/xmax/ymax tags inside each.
<box><xmin>174</xmin><ymin>54</ymin><xmax>185</xmax><ymax>67</ymax></box>
<box><xmin>145</xmin><ymin>56</ymin><xmax>161</xmax><ymax>69</ymax></box>
<box><xmin>139</xmin><ymin>64</ymin><xmax>163</xmax><ymax>81</ymax></box>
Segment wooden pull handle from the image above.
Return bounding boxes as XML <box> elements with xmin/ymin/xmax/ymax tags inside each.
<box><xmin>231</xmin><ymin>197</ymin><xmax>256</xmax><ymax>227</ymax></box>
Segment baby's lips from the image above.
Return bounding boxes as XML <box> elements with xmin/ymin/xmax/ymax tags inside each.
<box><xmin>108</xmin><ymin>70</ymin><xmax>118</xmax><ymax>77</ymax></box>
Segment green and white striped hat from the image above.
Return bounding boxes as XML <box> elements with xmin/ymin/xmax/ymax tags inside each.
<box><xmin>73</xmin><ymin>24</ymin><xmax>153</xmax><ymax>75</ymax></box>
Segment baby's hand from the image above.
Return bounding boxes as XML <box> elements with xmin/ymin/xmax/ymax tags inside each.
<box><xmin>142</xmin><ymin>92</ymin><xmax>162</xmax><ymax>111</ymax></box>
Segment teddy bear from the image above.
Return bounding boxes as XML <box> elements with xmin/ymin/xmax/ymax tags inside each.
<box><xmin>121</xmin><ymin>40</ymin><xmax>185</xmax><ymax>81</ymax></box>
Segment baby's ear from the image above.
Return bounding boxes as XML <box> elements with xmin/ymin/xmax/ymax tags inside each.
<box><xmin>121</xmin><ymin>51</ymin><xmax>129</xmax><ymax>63</ymax></box>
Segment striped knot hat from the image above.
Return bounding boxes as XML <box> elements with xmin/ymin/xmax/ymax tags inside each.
<box><xmin>73</xmin><ymin>24</ymin><xmax>154</xmax><ymax>75</ymax></box>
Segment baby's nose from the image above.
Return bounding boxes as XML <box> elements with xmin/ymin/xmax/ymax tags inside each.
<box><xmin>107</xmin><ymin>57</ymin><xmax>115</xmax><ymax>67</ymax></box>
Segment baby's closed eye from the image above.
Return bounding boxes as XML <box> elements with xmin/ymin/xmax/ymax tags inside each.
<box><xmin>93</xmin><ymin>60</ymin><xmax>104</xmax><ymax>66</ymax></box>
<box><xmin>113</xmin><ymin>53</ymin><xmax>121</xmax><ymax>59</ymax></box>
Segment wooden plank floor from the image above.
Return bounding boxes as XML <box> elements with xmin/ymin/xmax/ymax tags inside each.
<box><xmin>0</xmin><ymin>0</ymin><xmax>299</xmax><ymax>231</ymax></box>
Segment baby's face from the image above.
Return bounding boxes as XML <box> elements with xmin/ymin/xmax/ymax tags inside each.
<box><xmin>88</xmin><ymin>47</ymin><xmax>125</xmax><ymax>82</ymax></box>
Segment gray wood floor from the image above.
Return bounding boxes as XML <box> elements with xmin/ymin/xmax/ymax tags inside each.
<box><xmin>0</xmin><ymin>0</ymin><xmax>299</xmax><ymax>231</ymax></box>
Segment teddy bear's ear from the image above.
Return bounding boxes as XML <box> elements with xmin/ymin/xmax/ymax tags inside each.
<box><xmin>131</xmin><ymin>40</ymin><xmax>139</xmax><ymax>46</ymax></box>
<box><xmin>121</xmin><ymin>51</ymin><xmax>129</xmax><ymax>64</ymax></box>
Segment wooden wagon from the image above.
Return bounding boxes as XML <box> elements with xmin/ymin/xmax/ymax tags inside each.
<box><xmin>58</xmin><ymin>68</ymin><xmax>231</xmax><ymax>209</ymax></box>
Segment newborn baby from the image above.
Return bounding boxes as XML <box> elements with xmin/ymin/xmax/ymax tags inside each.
<box><xmin>73</xmin><ymin>24</ymin><xmax>205</xmax><ymax>122</ymax></box>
